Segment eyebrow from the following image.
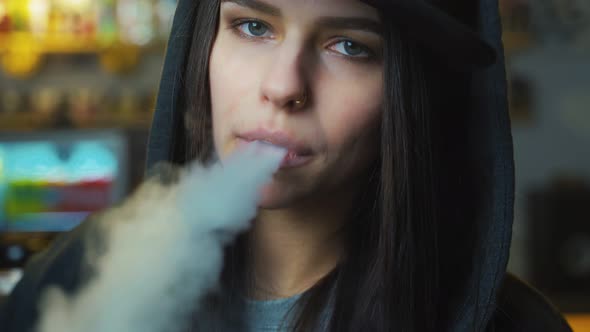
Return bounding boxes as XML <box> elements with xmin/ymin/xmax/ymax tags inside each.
<box><xmin>221</xmin><ymin>0</ymin><xmax>383</xmax><ymax>35</ymax></box>
<box><xmin>221</xmin><ymin>0</ymin><xmax>281</xmax><ymax>16</ymax></box>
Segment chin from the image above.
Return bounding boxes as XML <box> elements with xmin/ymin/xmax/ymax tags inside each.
<box><xmin>255</xmin><ymin>183</ymin><xmax>299</xmax><ymax>209</ymax></box>
<box><xmin>256</xmin><ymin>185</ymin><xmax>285</xmax><ymax>209</ymax></box>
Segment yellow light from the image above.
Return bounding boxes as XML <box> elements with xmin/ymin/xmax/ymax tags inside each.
<box><xmin>57</xmin><ymin>0</ymin><xmax>92</xmax><ymax>11</ymax></box>
<box><xmin>28</xmin><ymin>0</ymin><xmax>49</xmax><ymax>34</ymax></box>
<box><xmin>28</xmin><ymin>0</ymin><xmax>49</xmax><ymax>18</ymax></box>
<box><xmin>7</xmin><ymin>0</ymin><xmax>28</xmax><ymax>13</ymax></box>
<box><xmin>0</xmin><ymin>3</ymin><xmax>6</xmax><ymax>18</ymax></box>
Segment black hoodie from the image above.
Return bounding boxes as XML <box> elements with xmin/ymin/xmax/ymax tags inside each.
<box><xmin>0</xmin><ymin>0</ymin><xmax>574</xmax><ymax>331</ymax></box>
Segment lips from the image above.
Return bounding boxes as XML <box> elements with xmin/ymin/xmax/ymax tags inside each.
<box><xmin>237</xmin><ymin>129</ymin><xmax>313</xmax><ymax>156</ymax></box>
<box><xmin>236</xmin><ymin>129</ymin><xmax>314</xmax><ymax>169</ymax></box>
<box><xmin>279</xmin><ymin>150</ymin><xmax>314</xmax><ymax>168</ymax></box>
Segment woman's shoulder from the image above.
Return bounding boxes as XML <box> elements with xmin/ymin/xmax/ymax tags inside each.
<box><xmin>488</xmin><ymin>273</ymin><xmax>573</xmax><ymax>332</ymax></box>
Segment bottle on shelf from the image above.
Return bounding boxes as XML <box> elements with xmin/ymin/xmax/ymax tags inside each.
<box><xmin>30</xmin><ymin>87</ymin><xmax>63</xmax><ymax>128</ymax></box>
<box><xmin>0</xmin><ymin>0</ymin><xmax>11</xmax><ymax>34</ymax></box>
<box><xmin>27</xmin><ymin>0</ymin><xmax>50</xmax><ymax>36</ymax></box>
<box><xmin>154</xmin><ymin>0</ymin><xmax>177</xmax><ymax>43</ymax></box>
<box><xmin>66</xmin><ymin>88</ymin><xmax>100</xmax><ymax>128</ymax></box>
<box><xmin>97</xmin><ymin>0</ymin><xmax>118</xmax><ymax>45</ymax></box>
<box><xmin>117</xmin><ymin>0</ymin><xmax>155</xmax><ymax>46</ymax></box>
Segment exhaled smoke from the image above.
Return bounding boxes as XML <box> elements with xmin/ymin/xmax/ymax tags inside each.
<box><xmin>36</xmin><ymin>141</ymin><xmax>287</xmax><ymax>332</ymax></box>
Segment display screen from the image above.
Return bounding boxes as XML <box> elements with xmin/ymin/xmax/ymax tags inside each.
<box><xmin>0</xmin><ymin>130</ymin><xmax>127</xmax><ymax>232</ymax></box>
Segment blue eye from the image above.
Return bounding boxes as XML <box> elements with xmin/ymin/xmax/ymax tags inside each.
<box><xmin>234</xmin><ymin>20</ymin><xmax>272</xmax><ymax>38</ymax></box>
<box><xmin>331</xmin><ymin>40</ymin><xmax>372</xmax><ymax>59</ymax></box>
<box><xmin>230</xmin><ymin>19</ymin><xmax>377</xmax><ymax>62</ymax></box>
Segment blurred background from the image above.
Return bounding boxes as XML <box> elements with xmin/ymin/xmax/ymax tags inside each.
<box><xmin>0</xmin><ymin>0</ymin><xmax>174</xmax><ymax>301</ymax></box>
<box><xmin>0</xmin><ymin>0</ymin><xmax>588</xmax><ymax>329</ymax></box>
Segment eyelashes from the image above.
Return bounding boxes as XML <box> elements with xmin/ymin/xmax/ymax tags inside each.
<box><xmin>232</xmin><ymin>20</ymin><xmax>273</xmax><ymax>39</ymax></box>
<box><xmin>229</xmin><ymin>18</ymin><xmax>379</xmax><ymax>63</ymax></box>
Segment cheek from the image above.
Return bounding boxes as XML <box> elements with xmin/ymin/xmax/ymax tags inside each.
<box><xmin>319</xmin><ymin>78</ymin><xmax>382</xmax><ymax>149</ymax></box>
<box><xmin>209</xmin><ymin>37</ymin><xmax>261</xmax><ymax>157</ymax></box>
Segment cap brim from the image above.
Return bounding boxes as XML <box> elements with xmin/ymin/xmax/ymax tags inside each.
<box><xmin>362</xmin><ymin>0</ymin><xmax>497</xmax><ymax>70</ymax></box>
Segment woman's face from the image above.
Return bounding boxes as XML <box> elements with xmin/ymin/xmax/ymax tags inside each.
<box><xmin>209</xmin><ymin>0</ymin><xmax>384</xmax><ymax>208</ymax></box>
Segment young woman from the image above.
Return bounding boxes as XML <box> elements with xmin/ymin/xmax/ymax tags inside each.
<box><xmin>0</xmin><ymin>0</ymin><xmax>573</xmax><ymax>331</ymax></box>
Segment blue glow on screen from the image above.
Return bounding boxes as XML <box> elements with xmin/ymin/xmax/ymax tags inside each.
<box><xmin>0</xmin><ymin>136</ymin><xmax>124</xmax><ymax>232</ymax></box>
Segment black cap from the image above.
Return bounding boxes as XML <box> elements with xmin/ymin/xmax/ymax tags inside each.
<box><xmin>362</xmin><ymin>0</ymin><xmax>498</xmax><ymax>70</ymax></box>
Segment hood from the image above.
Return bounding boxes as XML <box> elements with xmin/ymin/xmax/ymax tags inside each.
<box><xmin>145</xmin><ymin>0</ymin><xmax>514</xmax><ymax>331</ymax></box>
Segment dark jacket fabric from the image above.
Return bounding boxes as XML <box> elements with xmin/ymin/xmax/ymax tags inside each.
<box><xmin>0</xmin><ymin>0</ymin><xmax>574</xmax><ymax>331</ymax></box>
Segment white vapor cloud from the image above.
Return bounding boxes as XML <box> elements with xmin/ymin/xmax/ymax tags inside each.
<box><xmin>35</xmin><ymin>141</ymin><xmax>287</xmax><ymax>332</ymax></box>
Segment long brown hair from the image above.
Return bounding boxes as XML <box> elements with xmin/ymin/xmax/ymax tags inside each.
<box><xmin>179</xmin><ymin>1</ymin><xmax>483</xmax><ymax>331</ymax></box>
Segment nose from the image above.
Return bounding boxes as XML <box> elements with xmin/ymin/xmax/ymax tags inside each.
<box><xmin>260</xmin><ymin>44</ymin><xmax>310</xmax><ymax>111</ymax></box>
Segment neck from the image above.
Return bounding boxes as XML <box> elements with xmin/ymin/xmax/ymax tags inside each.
<box><xmin>243</xmin><ymin>184</ymin><xmax>362</xmax><ymax>301</ymax></box>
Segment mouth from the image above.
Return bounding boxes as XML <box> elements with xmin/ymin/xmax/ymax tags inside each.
<box><xmin>236</xmin><ymin>129</ymin><xmax>315</xmax><ymax>169</ymax></box>
<box><xmin>277</xmin><ymin>149</ymin><xmax>314</xmax><ymax>168</ymax></box>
